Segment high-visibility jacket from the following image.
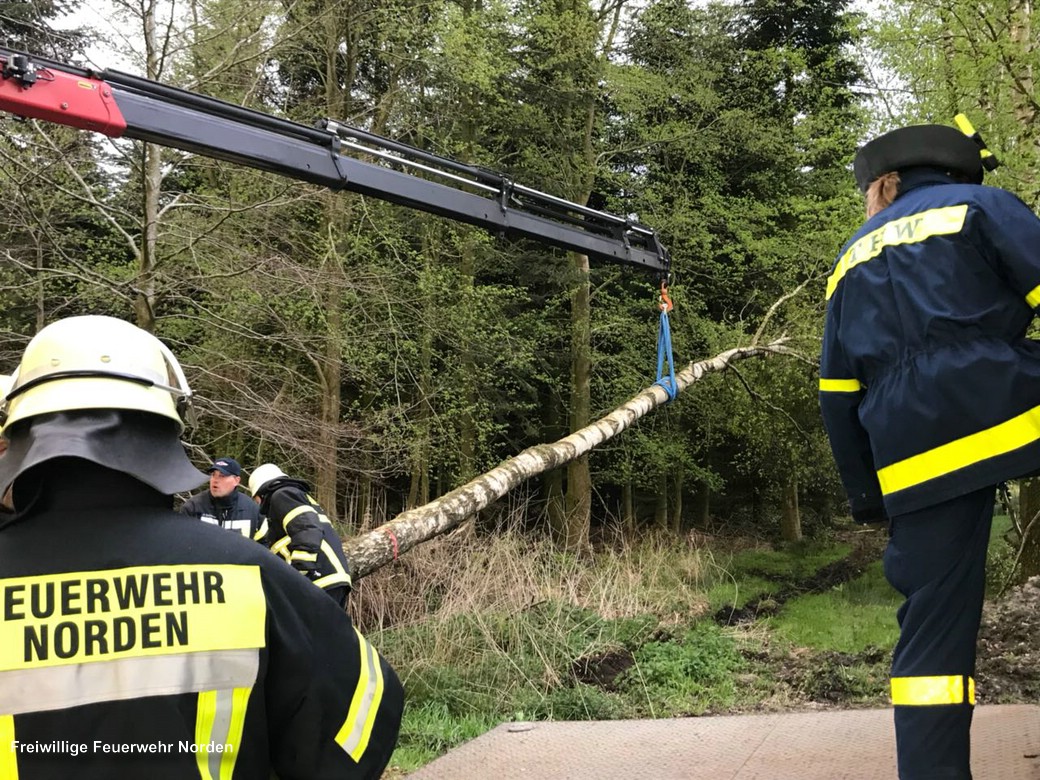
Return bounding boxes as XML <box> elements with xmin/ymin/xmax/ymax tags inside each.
<box><xmin>259</xmin><ymin>480</ymin><xmax>352</xmax><ymax>602</ymax></box>
<box><xmin>820</xmin><ymin>168</ymin><xmax>1040</xmax><ymax>521</ymax></box>
<box><xmin>0</xmin><ymin>461</ymin><xmax>402</xmax><ymax>779</ymax></box>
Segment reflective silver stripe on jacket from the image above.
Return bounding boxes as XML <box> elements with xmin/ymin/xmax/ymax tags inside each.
<box><xmin>0</xmin><ymin>649</ymin><xmax>259</xmax><ymax>715</ymax></box>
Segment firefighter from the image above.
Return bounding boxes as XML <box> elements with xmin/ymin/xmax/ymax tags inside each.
<box><xmin>820</xmin><ymin>123</ymin><xmax>1040</xmax><ymax>779</ymax></box>
<box><xmin>0</xmin><ymin>315</ymin><xmax>403</xmax><ymax>779</ymax></box>
<box><xmin>248</xmin><ymin>463</ymin><xmax>352</xmax><ymax>608</ymax></box>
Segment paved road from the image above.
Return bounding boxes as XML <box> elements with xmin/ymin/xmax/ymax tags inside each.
<box><xmin>410</xmin><ymin>705</ymin><xmax>1040</xmax><ymax>779</ymax></box>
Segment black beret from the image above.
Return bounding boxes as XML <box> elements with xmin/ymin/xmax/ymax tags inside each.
<box><xmin>853</xmin><ymin>125</ymin><xmax>984</xmax><ymax>192</ymax></box>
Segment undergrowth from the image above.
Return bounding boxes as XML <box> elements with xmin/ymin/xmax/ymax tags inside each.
<box><xmin>352</xmin><ymin>518</ymin><xmax>1013</xmax><ymax>774</ymax></box>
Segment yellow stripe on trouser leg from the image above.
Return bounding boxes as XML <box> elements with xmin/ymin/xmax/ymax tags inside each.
<box><xmin>195</xmin><ymin>687</ymin><xmax>251</xmax><ymax>780</ymax></box>
<box><xmin>336</xmin><ymin>628</ymin><xmax>385</xmax><ymax>762</ymax></box>
<box><xmin>196</xmin><ymin>690</ymin><xmax>219</xmax><ymax>780</ymax></box>
<box><xmin>0</xmin><ymin>715</ymin><xmax>18</xmax><ymax>780</ymax></box>
<box><xmin>891</xmin><ymin>675</ymin><xmax>974</xmax><ymax>706</ymax></box>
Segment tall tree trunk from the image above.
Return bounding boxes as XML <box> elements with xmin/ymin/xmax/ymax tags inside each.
<box><xmin>564</xmin><ymin>252</ymin><xmax>592</xmax><ymax>550</ymax></box>
<box><xmin>135</xmin><ymin>10</ymin><xmax>163</xmax><ymax>333</ymax></box>
<box><xmin>671</xmin><ymin>470</ymin><xmax>684</xmax><ymax>534</ymax></box>
<box><xmin>654</xmin><ymin>472</ymin><xmax>668</xmax><ymax>529</ymax></box>
<box><xmin>458</xmin><ymin>236</ymin><xmax>478</xmax><ymax>485</ymax></box>
<box><xmin>1019</xmin><ymin>478</ymin><xmax>1040</xmax><ymax>580</ymax></box>
<box><xmin>691</xmin><ymin>482</ymin><xmax>710</xmax><ymax>529</ymax></box>
<box><xmin>780</xmin><ymin>475</ymin><xmax>802</xmax><ymax>542</ymax></box>
<box><xmin>622</xmin><ymin>481</ymin><xmax>635</xmax><ymax>535</ymax></box>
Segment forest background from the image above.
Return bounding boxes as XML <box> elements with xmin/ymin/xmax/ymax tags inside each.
<box><xmin>3</xmin><ymin>0</ymin><xmax>1040</xmax><ymax>771</ymax></box>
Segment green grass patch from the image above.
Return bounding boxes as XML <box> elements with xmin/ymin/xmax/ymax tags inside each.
<box><xmin>763</xmin><ymin>561</ymin><xmax>901</xmax><ymax>653</ymax></box>
<box><xmin>705</xmin><ymin>575</ymin><xmax>777</xmax><ymax>611</ymax></box>
<box><xmin>723</xmin><ymin>541</ymin><xmax>852</xmax><ymax>581</ymax></box>
<box><xmin>392</xmin><ymin>702</ymin><xmax>500</xmax><ymax>771</ymax></box>
<box><xmin>617</xmin><ymin>623</ymin><xmax>745</xmax><ymax>716</ymax></box>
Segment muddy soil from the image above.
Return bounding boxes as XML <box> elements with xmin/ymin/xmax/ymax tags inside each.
<box><xmin>717</xmin><ymin>532</ymin><xmax>1040</xmax><ymax>711</ymax></box>
<box><xmin>977</xmin><ymin>575</ymin><xmax>1040</xmax><ymax>704</ymax></box>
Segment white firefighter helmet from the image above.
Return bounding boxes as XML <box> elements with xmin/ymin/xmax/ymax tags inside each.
<box><xmin>2</xmin><ymin>316</ymin><xmax>193</xmax><ymax>433</ymax></box>
<box><xmin>249</xmin><ymin>463</ymin><xmax>287</xmax><ymax>497</ymax></box>
<box><xmin>0</xmin><ymin>373</ymin><xmax>11</xmax><ymax>438</ymax></box>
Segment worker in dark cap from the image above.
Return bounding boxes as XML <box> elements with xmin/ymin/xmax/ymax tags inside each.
<box><xmin>820</xmin><ymin>120</ymin><xmax>1040</xmax><ymax>779</ymax></box>
<box><xmin>180</xmin><ymin>455</ymin><xmax>267</xmax><ymax>542</ymax></box>
<box><xmin>0</xmin><ymin>315</ymin><xmax>403</xmax><ymax>778</ymax></box>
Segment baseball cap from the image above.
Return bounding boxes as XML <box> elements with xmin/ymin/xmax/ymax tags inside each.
<box><xmin>208</xmin><ymin>457</ymin><xmax>241</xmax><ymax>477</ymax></box>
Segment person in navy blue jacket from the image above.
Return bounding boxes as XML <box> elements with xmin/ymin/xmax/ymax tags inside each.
<box><xmin>820</xmin><ymin>123</ymin><xmax>1040</xmax><ymax>779</ymax></box>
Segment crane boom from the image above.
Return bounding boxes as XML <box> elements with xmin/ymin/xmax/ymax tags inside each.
<box><xmin>0</xmin><ymin>47</ymin><xmax>669</xmax><ymax>273</ymax></box>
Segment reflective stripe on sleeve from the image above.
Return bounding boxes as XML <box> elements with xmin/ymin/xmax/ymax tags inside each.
<box><xmin>305</xmin><ymin>496</ymin><xmax>333</xmax><ymax>525</ymax></box>
<box><xmin>1027</xmin><ymin>284</ymin><xmax>1040</xmax><ymax>309</ymax></box>
<box><xmin>891</xmin><ymin>675</ymin><xmax>974</xmax><ymax>706</ymax></box>
<box><xmin>195</xmin><ymin>686</ymin><xmax>250</xmax><ymax>780</ymax></box>
<box><xmin>0</xmin><ymin>715</ymin><xmax>17</xmax><ymax>779</ymax></box>
<box><xmin>819</xmin><ymin>378</ymin><xmax>862</xmax><ymax>393</ymax></box>
<box><xmin>0</xmin><ymin>649</ymin><xmax>259</xmax><ymax>715</ymax></box>
<box><xmin>336</xmin><ymin>628</ymin><xmax>385</xmax><ymax>763</ymax></box>
<box><xmin>878</xmin><ymin>404</ymin><xmax>1040</xmax><ymax>495</ymax></box>
<box><xmin>290</xmin><ymin>550</ymin><xmax>318</xmax><ymax>564</ymax></box>
<box><xmin>283</xmin><ymin>505</ymin><xmax>318</xmax><ymax>527</ymax></box>
<box><xmin>253</xmin><ymin>519</ymin><xmax>269</xmax><ymax>542</ymax></box>
<box><xmin>270</xmin><ymin>536</ymin><xmax>292</xmax><ymax>562</ymax></box>
<box><xmin>313</xmin><ymin>540</ymin><xmax>352</xmax><ymax>591</ymax></box>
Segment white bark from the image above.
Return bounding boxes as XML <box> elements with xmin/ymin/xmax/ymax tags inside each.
<box><xmin>344</xmin><ymin>338</ymin><xmax>794</xmax><ymax>578</ymax></box>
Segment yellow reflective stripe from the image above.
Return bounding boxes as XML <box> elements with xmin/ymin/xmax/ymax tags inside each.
<box><xmin>1026</xmin><ymin>284</ymin><xmax>1040</xmax><ymax>309</ymax></box>
<box><xmin>290</xmin><ymin>551</ymin><xmax>318</xmax><ymax>563</ymax></box>
<box><xmin>819</xmin><ymin>378</ymin><xmax>862</xmax><ymax>393</ymax></box>
<box><xmin>826</xmin><ymin>205</ymin><xmax>968</xmax><ymax>299</ymax></box>
<box><xmin>878</xmin><ymin>403</ymin><xmax>1040</xmax><ymax>495</ymax></box>
<box><xmin>336</xmin><ymin>628</ymin><xmax>384</xmax><ymax>762</ymax></box>
<box><xmin>0</xmin><ymin>715</ymin><xmax>17</xmax><ymax>780</ymax></box>
<box><xmin>306</xmin><ymin>496</ymin><xmax>333</xmax><ymax>525</ymax></box>
<box><xmin>195</xmin><ymin>690</ymin><xmax>218</xmax><ymax>780</ymax></box>
<box><xmin>891</xmin><ymin>675</ymin><xmax>974</xmax><ymax>706</ymax></box>
<box><xmin>283</xmin><ymin>505</ymin><xmax>317</xmax><ymax>527</ymax></box>
<box><xmin>194</xmin><ymin>686</ymin><xmax>250</xmax><ymax>780</ymax></box>
<box><xmin>270</xmin><ymin>536</ymin><xmax>291</xmax><ymax>562</ymax></box>
<box><xmin>313</xmin><ymin>572</ymin><xmax>352</xmax><ymax>590</ymax></box>
<box><xmin>253</xmin><ymin>519</ymin><xmax>268</xmax><ymax>542</ymax></box>
<box><xmin>320</xmin><ymin>540</ymin><xmax>348</xmax><ymax>576</ymax></box>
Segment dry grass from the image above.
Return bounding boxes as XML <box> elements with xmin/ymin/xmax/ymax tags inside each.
<box><xmin>350</xmin><ymin>528</ymin><xmax>717</xmax><ymax>635</ymax></box>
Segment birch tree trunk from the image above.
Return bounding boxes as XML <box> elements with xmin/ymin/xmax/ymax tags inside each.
<box><xmin>344</xmin><ymin>339</ymin><xmax>793</xmax><ymax>578</ymax></box>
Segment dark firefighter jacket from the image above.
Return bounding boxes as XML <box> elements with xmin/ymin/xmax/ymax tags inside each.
<box><xmin>0</xmin><ymin>460</ymin><xmax>403</xmax><ymax>780</ymax></box>
<box><xmin>259</xmin><ymin>479</ymin><xmax>352</xmax><ymax>600</ymax></box>
<box><xmin>179</xmin><ymin>489</ymin><xmax>267</xmax><ymax>542</ymax></box>
<box><xmin>820</xmin><ymin>168</ymin><xmax>1040</xmax><ymax>522</ymax></box>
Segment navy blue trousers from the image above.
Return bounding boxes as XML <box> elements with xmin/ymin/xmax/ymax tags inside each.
<box><xmin>883</xmin><ymin>486</ymin><xmax>994</xmax><ymax>780</ymax></box>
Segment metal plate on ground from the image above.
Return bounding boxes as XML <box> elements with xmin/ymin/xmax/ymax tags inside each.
<box><xmin>409</xmin><ymin>705</ymin><xmax>1040</xmax><ymax>779</ymax></box>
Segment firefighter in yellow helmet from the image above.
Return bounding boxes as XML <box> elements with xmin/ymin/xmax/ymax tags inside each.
<box><xmin>0</xmin><ymin>316</ymin><xmax>403</xmax><ymax>778</ymax></box>
<box><xmin>249</xmin><ymin>463</ymin><xmax>352</xmax><ymax>607</ymax></box>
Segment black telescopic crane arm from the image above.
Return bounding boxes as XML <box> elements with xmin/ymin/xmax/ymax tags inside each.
<box><xmin>0</xmin><ymin>47</ymin><xmax>669</xmax><ymax>274</ymax></box>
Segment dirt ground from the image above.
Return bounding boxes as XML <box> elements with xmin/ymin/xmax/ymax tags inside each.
<box><xmin>977</xmin><ymin>575</ymin><xmax>1040</xmax><ymax>704</ymax></box>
